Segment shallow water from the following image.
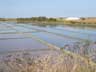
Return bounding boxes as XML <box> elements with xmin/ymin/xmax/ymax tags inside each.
<box><xmin>0</xmin><ymin>38</ymin><xmax>49</xmax><ymax>53</ymax></box>
<box><xmin>28</xmin><ymin>25</ymin><xmax>96</xmax><ymax>41</ymax></box>
<box><xmin>0</xmin><ymin>22</ymin><xmax>96</xmax><ymax>53</ymax></box>
<box><xmin>32</xmin><ymin>32</ymin><xmax>79</xmax><ymax>47</ymax></box>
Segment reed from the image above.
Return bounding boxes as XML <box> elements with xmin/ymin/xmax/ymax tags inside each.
<box><xmin>0</xmin><ymin>51</ymin><xmax>96</xmax><ymax>72</ymax></box>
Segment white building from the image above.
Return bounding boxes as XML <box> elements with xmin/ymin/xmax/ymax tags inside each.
<box><xmin>65</xmin><ymin>17</ymin><xmax>80</xmax><ymax>21</ymax></box>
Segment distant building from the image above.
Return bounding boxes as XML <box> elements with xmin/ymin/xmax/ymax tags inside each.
<box><xmin>65</xmin><ymin>17</ymin><xmax>80</xmax><ymax>21</ymax></box>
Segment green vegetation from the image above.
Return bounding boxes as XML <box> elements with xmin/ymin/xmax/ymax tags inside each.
<box><xmin>0</xmin><ymin>18</ymin><xmax>17</xmax><ymax>22</ymax></box>
<box><xmin>16</xmin><ymin>17</ymin><xmax>58</xmax><ymax>23</ymax></box>
<box><xmin>0</xmin><ymin>17</ymin><xmax>96</xmax><ymax>27</ymax></box>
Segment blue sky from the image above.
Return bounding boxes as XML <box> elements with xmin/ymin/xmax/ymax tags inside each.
<box><xmin>0</xmin><ymin>0</ymin><xmax>96</xmax><ymax>18</ymax></box>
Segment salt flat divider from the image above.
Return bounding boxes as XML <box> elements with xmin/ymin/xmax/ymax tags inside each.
<box><xmin>0</xmin><ymin>31</ymin><xmax>39</xmax><ymax>34</ymax></box>
<box><xmin>23</xmin><ymin>33</ymin><xmax>60</xmax><ymax>50</ymax></box>
<box><xmin>53</xmin><ymin>27</ymin><xmax>95</xmax><ymax>36</ymax></box>
<box><xmin>14</xmin><ymin>24</ymin><xmax>94</xmax><ymax>42</ymax></box>
<box><xmin>22</xmin><ymin>33</ymin><xmax>96</xmax><ymax>66</ymax></box>
<box><xmin>0</xmin><ymin>37</ymin><xmax>36</xmax><ymax>40</ymax></box>
<box><xmin>0</xmin><ymin>48</ymin><xmax>54</xmax><ymax>55</ymax></box>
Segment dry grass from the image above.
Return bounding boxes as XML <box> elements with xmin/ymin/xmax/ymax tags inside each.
<box><xmin>0</xmin><ymin>50</ymin><xmax>96</xmax><ymax>72</ymax></box>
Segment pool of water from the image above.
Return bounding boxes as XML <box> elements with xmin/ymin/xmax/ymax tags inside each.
<box><xmin>0</xmin><ymin>23</ymin><xmax>51</xmax><ymax>53</ymax></box>
<box><xmin>0</xmin><ymin>22</ymin><xmax>96</xmax><ymax>53</ymax></box>
<box><xmin>26</xmin><ymin>25</ymin><xmax>96</xmax><ymax>41</ymax></box>
<box><xmin>32</xmin><ymin>32</ymin><xmax>79</xmax><ymax>47</ymax></box>
<box><xmin>0</xmin><ymin>37</ymin><xmax>49</xmax><ymax>53</ymax></box>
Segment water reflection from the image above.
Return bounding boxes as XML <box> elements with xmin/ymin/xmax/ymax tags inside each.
<box><xmin>0</xmin><ymin>38</ymin><xmax>49</xmax><ymax>53</ymax></box>
<box><xmin>0</xmin><ymin>22</ymin><xmax>96</xmax><ymax>56</ymax></box>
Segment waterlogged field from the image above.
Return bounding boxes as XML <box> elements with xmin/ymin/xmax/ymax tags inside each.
<box><xmin>0</xmin><ymin>22</ymin><xmax>96</xmax><ymax>72</ymax></box>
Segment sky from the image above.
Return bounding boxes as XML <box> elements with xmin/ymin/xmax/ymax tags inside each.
<box><xmin>0</xmin><ymin>0</ymin><xmax>96</xmax><ymax>18</ymax></box>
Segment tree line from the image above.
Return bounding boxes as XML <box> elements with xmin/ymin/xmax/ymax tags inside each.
<box><xmin>16</xmin><ymin>17</ymin><xmax>57</xmax><ymax>22</ymax></box>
